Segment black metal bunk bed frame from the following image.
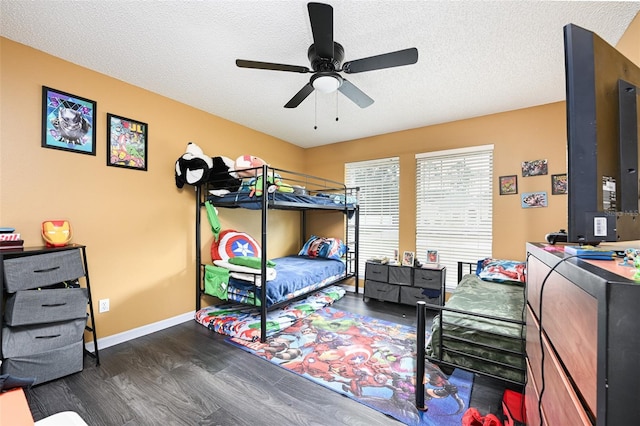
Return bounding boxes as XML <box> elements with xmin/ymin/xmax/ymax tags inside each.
<box><xmin>415</xmin><ymin>261</ymin><xmax>526</xmax><ymax>410</ymax></box>
<box><xmin>194</xmin><ymin>165</ymin><xmax>360</xmax><ymax>342</ymax></box>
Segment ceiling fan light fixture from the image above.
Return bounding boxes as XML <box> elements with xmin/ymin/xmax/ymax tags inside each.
<box><xmin>312</xmin><ymin>74</ymin><xmax>341</xmax><ymax>93</ymax></box>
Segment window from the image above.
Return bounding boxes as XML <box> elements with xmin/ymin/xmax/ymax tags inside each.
<box><xmin>346</xmin><ymin>157</ymin><xmax>400</xmax><ymax>277</ymax></box>
<box><xmin>416</xmin><ymin>145</ymin><xmax>493</xmax><ymax>290</ymax></box>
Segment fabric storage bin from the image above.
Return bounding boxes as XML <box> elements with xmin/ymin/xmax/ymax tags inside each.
<box><xmin>364</xmin><ymin>280</ymin><xmax>400</xmax><ymax>303</ymax></box>
<box><xmin>413</xmin><ymin>268</ymin><xmax>443</xmax><ymax>289</ymax></box>
<box><xmin>388</xmin><ymin>266</ymin><xmax>412</xmax><ymax>285</ymax></box>
<box><xmin>2</xmin><ymin>318</ymin><xmax>86</xmax><ymax>358</ymax></box>
<box><xmin>4</xmin><ymin>288</ymin><xmax>88</xmax><ymax>326</ymax></box>
<box><xmin>400</xmin><ymin>286</ymin><xmax>441</xmax><ymax>306</ymax></box>
<box><xmin>364</xmin><ymin>263</ymin><xmax>388</xmax><ymax>282</ymax></box>
<box><xmin>3</xmin><ymin>250</ymin><xmax>85</xmax><ymax>292</ymax></box>
<box><xmin>2</xmin><ymin>340</ymin><xmax>83</xmax><ymax>385</ymax></box>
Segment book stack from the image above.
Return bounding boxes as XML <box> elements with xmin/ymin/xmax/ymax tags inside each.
<box><xmin>0</xmin><ymin>227</ymin><xmax>24</xmax><ymax>251</ymax></box>
<box><xmin>564</xmin><ymin>245</ymin><xmax>615</xmax><ymax>260</ymax></box>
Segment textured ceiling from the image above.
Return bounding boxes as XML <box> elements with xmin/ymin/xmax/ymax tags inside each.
<box><xmin>1</xmin><ymin>1</ymin><xmax>639</xmax><ymax>148</ymax></box>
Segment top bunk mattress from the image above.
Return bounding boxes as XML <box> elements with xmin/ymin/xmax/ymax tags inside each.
<box><xmin>207</xmin><ymin>191</ymin><xmax>357</xmax><ymax>211</ymax></box>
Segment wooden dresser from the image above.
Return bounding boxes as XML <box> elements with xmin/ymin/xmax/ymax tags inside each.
<box><xmin>526</xmin><ymin>243</ymin><xmax>640</xmax><ymax>425</ymax></box>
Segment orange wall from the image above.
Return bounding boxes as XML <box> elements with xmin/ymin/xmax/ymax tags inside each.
<box><xmin>0</xmin><ymin>38</ymin><xmax>305</xmax><ymax>339</ymax></box>
<box><xmin>305</xmin><ymin>103</ymin><xmax>568</xmax><ymax>261</ymax></box>
<box><xmin>1</xmin><ymin>13</ymin><xmax>638</xmax><ymax>340</ymax></box>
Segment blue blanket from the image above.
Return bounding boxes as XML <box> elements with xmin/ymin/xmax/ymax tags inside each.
<box><xmin>227</xmin><ymin>255</ymin><xmax>346</xmax><ymax>306</ymax></box>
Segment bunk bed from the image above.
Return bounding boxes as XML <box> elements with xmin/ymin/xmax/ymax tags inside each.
<box><xmin>194</xmin><ymin>164</ymin><xmax>359</xmax><ymax>342</ymax></box>
<box><xmin>415</xmin><ymin>259</ymin><xmax>526</xmax><ymax>409</ymax></box>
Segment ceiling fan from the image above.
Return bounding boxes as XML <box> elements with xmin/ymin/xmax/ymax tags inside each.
<box><xmin>236</xmin><ymin>2</ymin><xmax>419</xmax><ymax>109</ymax></box>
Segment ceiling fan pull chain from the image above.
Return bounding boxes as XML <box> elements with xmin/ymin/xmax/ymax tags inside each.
<box><xmin>314</xmin><ymin>91</ymin><xmax>318</xmax><ymax>130</ymax></box>
<box><xmin>336</xmin><ymin>91</ymin><xmax>339</xmax><ymax>122</ymax></box>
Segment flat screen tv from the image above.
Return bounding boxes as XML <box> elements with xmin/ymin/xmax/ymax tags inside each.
<box><xmin>564</xmin><ymin>23</ymin><xmax>640</xmax><ymax>244</ymax></box>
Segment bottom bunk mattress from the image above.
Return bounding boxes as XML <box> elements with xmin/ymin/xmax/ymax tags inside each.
<box><xmin>426</xmin><ymin>273</ymin><xmax>526</xmax><ymax>383</ymax></box>
<box><xmin>205</xmin><ymin>255</ymin><xmax>347</xmax><ymax>307</ymax></box>
<box><xmin>195</xmin><ymin>285</ymin><xmax>346</xmax><ymax>341</ymax></box>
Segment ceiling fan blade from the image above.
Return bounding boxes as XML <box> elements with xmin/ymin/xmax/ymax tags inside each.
<box><xmin>307</xmin><ymin>2</ymin><xmax>333</xmax><ymax>59</ymax></box>
<box><xmin>236</xmin><ymin>59</ymin><xmax>310</xmax><ymax>74</ymax></box>
<box><xmin>284</xmin><ymin>83</ymin><xmax>315</xmax><ymax>108</ymax></box>
<box><xmin>342</xmin><ymin>47</ymin><xmax>419</xmax><ymax>74</ymax></box>
<box><xmin>338</xmin><ymin>79</ymin><xmax>374</xmax><ymax>108</ymax></box>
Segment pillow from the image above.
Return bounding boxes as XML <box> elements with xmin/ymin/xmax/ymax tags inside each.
<box><xmin>211</xmin><ymin>230</ymin><xmax>261</xmax><ymax>261</ymax></box>
<box><xmin>476</xmin><ymin>258</ymin><xmax>526</xmax><ymax>284</ymax></box>
<box><xmin>298</xmin><ymin>235</ymin><xmax>347</xmax><ymax>260</ymax></box>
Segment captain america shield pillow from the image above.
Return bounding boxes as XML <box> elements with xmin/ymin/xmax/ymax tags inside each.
<box><xmin>211</xmin><ymin>230</ymin><xmax>261</xmax><ymax>261</ymax></box>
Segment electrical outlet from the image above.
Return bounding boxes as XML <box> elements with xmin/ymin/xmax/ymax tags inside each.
<box><xmin>99</xmin><ymin>298</ymin><xmax>110</xmax><ymax>313</ymax></box>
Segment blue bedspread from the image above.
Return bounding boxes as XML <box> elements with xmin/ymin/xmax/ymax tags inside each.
<box><xmin>227</xmin><ymin>255</ymin><xmax>346</xmax><ymax>306</ymax></box>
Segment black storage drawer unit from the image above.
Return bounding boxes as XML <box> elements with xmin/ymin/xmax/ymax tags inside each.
<box><xmin>5</xmin><ymin>288</ymin><xmax>88</xmax><ymax>326</ymax></box>
<box><xmin>388</xmin><ymin>266</ymin><xmax>412</xmax><ymax>285</ymax></box>
<box><xmin>364</xmin><ymin>263</ymin><xmax>388</xmax><ymax>282</ymax></box>
<box><xmin>364</xmin><ymin>262</ymin><xmax>445</xmax><ymax>307</ymax></box>
<box><xmin>2</xmin><ymin>340</ymin><xmax>84</xmax><ymax>385</ymax></box>
<box><xmin>2</xmin><ymin>317</ymin><xmax>86</xmax><ymax>358</ymax></box>
<box><xmin>364</xmin><ymin>280</ymin><xmax>400</xmax><ymax>303</ymax></box>
<box><xmin>0</xmin><ymin>245</ymin><xmax>99</xmax><ymax>385</ymax></box>
<box><xmin>399</xmin><ymin>286</ymin><xmax>441</xmax><ymax>306</ymax></box>
<box><xmin>3</xmin><ymin>250</ymin><xmax>85</xmax><ymax>292</ymax></box>
<box><xmin>413</xmin><ymin>268</ymin><xmax>443</xmax><ymax>289</ymax></box>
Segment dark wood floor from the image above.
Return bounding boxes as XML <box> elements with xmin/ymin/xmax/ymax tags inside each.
<box><xmin>25</xmin><ymin>292</ymin><xmax>508</xmax><ymax>425</ymax></box>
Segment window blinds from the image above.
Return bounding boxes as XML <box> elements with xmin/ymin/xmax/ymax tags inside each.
<box><xmin>345</xmin><ymin>157</ymin><xmax>400</xmax><ymax>277</ymax></box>
<box><xmin>416</xmin><ymin>146</ymin><xmax>493</xmax><ymax>290</ymax></box>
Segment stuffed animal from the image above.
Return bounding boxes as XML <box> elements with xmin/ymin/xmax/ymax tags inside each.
<box><xmin>175</xmin><ymin>142</ymin><xmax>212</xmax><ymax>188</ymax></box>
<box><xmin>234</xmin><ymin>155</ymin><xmax>268</xmax><ymax>178</ymax></box>
<box><xmin>249</xmin><ymin>174</ymin><xmax>294</xmax><ymax>197</ymax></box>
<box><xmin>209</xmin><ymin>156</ymin><xmax>241</xmax><ymax>193</ymax></box>
<box><xmin>174</xmin><ymin>142</ymin><xmax>241</xmax><ymax>193</ymax></box>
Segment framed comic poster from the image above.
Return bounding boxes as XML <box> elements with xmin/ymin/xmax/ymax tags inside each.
<box><xmin>41</xmin><ymin>86</ymin><xmax>96</xmax><ymax>155</ymax></box>
<box><xmin>107</xmin><ymin>113</ymin><xmax>148</xmax><ymax>171</ymax></box>
<box><xmin>499</xmin><ymin>175</ymin><xmax>518</xmax><ymax>195</ymax></box>
<box><xmin>521</xmin><ymin>159</ymin><xmax>548</xmax><ymax>177</ymax></box>
<box><xmin>521</xmin><ymin>191</ymin><xmax>548</xmax><ymax>208</ymax></box>
<box><xmin>551</xmin><ymin>173</ymin><xmax>568</xmax><ymax>195</ymax></box>
<box><xmin>426</xmin><ymin>250</ymin><xmax>439</xmax><ymax>264</ymax></box>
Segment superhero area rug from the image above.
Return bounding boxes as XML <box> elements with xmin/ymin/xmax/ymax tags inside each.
<box><xmin>227</xmin><ymin>307</ymin><xmax>473</xmax><ymax>426</ymax></box>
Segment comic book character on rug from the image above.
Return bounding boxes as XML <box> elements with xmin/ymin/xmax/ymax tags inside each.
<box><xmin>229</xmin><ymin>307</ymin><xmax>472</xmax><ymax>426</ymax></box>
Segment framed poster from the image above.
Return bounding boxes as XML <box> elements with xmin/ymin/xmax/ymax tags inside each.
<box><xmin>402</xmin><ymin>251</ymin><xmax>415</xmax><ymax>267</ymax></box>
<box><xmin>41</xmin><ymin>86</ymin><xmax>96</xmax><ymax>155</ymax></box>
<box><xmin>521</xmin><ymin>159</ymin><xmax>548</xmax><ymax>177</ymax></box>
<box><xmin>551</xmin><ymin>173</ymin><xmax>568</xmax><ymax>195</ymax></box>
<box><xmin>499</xmin><ymin>175</ymin><xmax>518</xmax><ymax>195</ymax></box>
<box><xmin>521</xmin><ymin>191</ymin><xmax>548</xmax><ymax>208</ymax></box>
<box><xmin>107</xmin><ymin>113</ymin><xmax>148</xmax><ymax>171</ymax></box>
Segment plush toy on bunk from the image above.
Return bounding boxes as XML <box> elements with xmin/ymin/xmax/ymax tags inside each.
<box><xmin>234</xmin><ymin>155</ymin><xmax>294</xmax><ymax>197</ymax></box>
<box><xmin>174</xmin><ymin>142</ymin><xmax>241</xmax><ymax>194</ymax></box>
<box><xmin>174</xmin><ymin>144</ymin><xmax>296</xmax><ymax>196</ymax></box>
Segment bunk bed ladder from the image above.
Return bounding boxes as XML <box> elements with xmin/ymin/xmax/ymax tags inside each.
<box><xmin>259</xmin><ymin>164</ymin><xmax>269</xmax><ymax>343</ymax></box>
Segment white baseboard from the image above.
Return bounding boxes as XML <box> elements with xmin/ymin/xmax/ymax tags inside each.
<box><xmin>85</xmin><ymin>311</ymin><xmax>195</xmax><ymax>353</ymax></box>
